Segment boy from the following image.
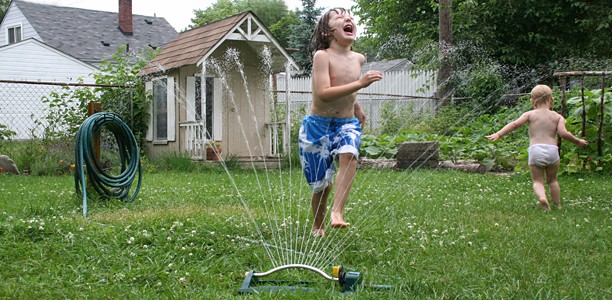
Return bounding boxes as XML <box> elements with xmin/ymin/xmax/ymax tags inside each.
<box><xmin>486</xmin><ymin>84</ymin><xmax>588</xmax><ymax>210</ymax></box>
<box><xmin>299</xmin><ymin>8</ymin><xmax>383</xmax><ymax>237</ymax></box>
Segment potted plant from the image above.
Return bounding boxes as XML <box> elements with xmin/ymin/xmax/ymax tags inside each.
<box><xmin>206</xmin><ymin>140</ymin><xmax>222</xmax><ymax>161</ymax></box>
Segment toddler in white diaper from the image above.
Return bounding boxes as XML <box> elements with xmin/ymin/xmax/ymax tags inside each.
<box><xmin>486</xmin><ymin>85</ymin><xmax>588</xmax><ymax>210</ymax></box>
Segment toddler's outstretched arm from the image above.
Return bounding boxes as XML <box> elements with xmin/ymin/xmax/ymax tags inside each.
<box><xmin>557</xmin><ymin>117</ymin><xmax>588</xmax><ymax>147</ymax></box>
<box><xmin>486</xmin><ymin>112</ymin><xmax>529</xmax><ymax>141</ymax></box>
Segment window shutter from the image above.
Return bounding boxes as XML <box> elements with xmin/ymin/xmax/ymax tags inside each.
<box><xmin>145</xmin><ymin>81</ymin><xmax>153</xmax><ymax>141</ymax></box>
<box><xmin>167</xmin><ymin>77</ymin><xmax>176</xmax><ymax>141</ymax></box>
<box><xmin>213</xmin><ymin>78</ymin><xmax>223</xmax><ymax>140</ymax></box>
<box><xmin>186</xmin><ymin>77</ymin><xmax>196</xmax><ymax>122</ymax></box>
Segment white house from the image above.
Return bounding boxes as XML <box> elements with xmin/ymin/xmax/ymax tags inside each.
<box><xmin>0</xmin><ymin>0</ymin><xmax>177</xmax><ymax>139</ymax></box>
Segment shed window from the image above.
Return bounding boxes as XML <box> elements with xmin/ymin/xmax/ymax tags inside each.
<box><xmin>7</xmin><ymin>25</ymin><xmax>22</xmax><ymax>44</ymax></box>
<box><xmin>153</xmin><ymin>78</ymin><xmax>168</xmax><ymax>140</ymax></box>
<box><xmin>145</xmin><ymin>77</ymin><xmax>175</xmax><ymax>142</ymax></box>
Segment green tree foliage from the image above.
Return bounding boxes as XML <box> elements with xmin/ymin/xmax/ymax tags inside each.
<box><xmin>191</xmin><ymin>0</ymin><xmax>288</xmax><ymax>28</ymax></box>
<box><xmin>289</xmin><ymin>0</ymin><xmax>323</xmax><ymax>78</ymax></box>
<box><xmin>353</xmin><ymin>0</ymin><xmax>611</xmax><ymax>68</ymax></box>
<box><xmin>353</xmin><ymin>0</ymin><xmax>437</xmax><ymax>61</ymax></box>
<box><xmin>190</xmin><ymin>0</ymin><xmax>295</xmax><ymax>48</ymax></box>
<box><xmin>190</xmin><ymin>0</ymin><xmax>238</xmax><ymax>27</ymax></box>
<box><xmin>452</xmin><ymin>0</ymin><xmax>611</xmax><ymax>66</ymax></box>
<box><xmin>0</xmin><ymin>0</ymin><xmax>9</xmax><ymax>20</ymax></box>
<box><xmin>269</xmin><ymin>10</ymin><xmax>300</xmax><ymax>48</ymax></box>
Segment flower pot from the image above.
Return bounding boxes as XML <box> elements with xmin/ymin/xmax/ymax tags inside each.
<box><xmin>206</xmin><ymin>147</ymin><xmax>222</xmax><ymax>161</ymax></box>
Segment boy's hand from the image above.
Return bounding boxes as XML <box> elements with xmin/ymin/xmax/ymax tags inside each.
<box><xmin>359</xmin><ymin>70</ymin><xmax>383</xmax><ymax>88</ymax></box>
<box><xmin>577</xmin><ymin>139</ymin><xmax>588</xmax><ymax>148</ymax></box>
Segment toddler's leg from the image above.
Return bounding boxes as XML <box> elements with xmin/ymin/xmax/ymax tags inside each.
<box><xmin>530</xmin><ymin>165</ymin><xmax>550</xmax><ymax>211</ymax></box>
<box><xmin>331</xmin><ymin>153</ymin><xmax>357</xmax><ymax>228</ymax></box>
<box><xmin>545</xmin><ymin>162</ymin><xmax>561</xmax><ymax>208</ymax></box>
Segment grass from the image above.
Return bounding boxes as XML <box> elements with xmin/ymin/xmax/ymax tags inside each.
<box><xmin>0</xmin><ymin>168</ymin><xmax>610</xmax><ymax>299</ymax></box>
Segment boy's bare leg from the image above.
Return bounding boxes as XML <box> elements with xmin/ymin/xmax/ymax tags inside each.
<box><xmin>546</xmin><ymin>162</ymin><xmax>561</xmax><ymax>208</ymax></box>
<box><xmin>311</xmin><ymin>184</ymin><xmax>331</xmax><ymax>236</ymax></box>
<box><xmin>331</xmin><ymin>153</ymin><xmax>358</xmax><ymax>228</ymax></box>
<box><xmin>530</xmin><ymin>165</ymin><xmax>550</xmax><ymax>211</ymax></box>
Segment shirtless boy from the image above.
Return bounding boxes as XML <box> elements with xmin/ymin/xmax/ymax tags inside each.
<box><xmin>299</xmin><ymin>8</ymin><xmax>383</xmax><ymax>236</ymax></box>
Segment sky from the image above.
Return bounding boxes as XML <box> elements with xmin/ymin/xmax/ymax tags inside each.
<box><xmin>25</xmin><ymin>0</ymin><xmax>360</xmax><ymax>32</ymax></box>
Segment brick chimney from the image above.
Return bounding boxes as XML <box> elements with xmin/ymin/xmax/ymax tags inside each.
<box><xmin>118</xmin><ymin>0</ymin><xmax>133</xmax><ymax>35</ymax></box>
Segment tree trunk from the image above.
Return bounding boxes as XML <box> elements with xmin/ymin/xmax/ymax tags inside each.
<box><xmin>437</xmin><ymin>0</ymin><xmax>453</xmax><ymax>108</ymax></box>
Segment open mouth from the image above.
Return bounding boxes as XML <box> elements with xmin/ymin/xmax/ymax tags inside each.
<box><xmin>343</xmin><ymin>24</ymin><xmax>353</xmax><ymax>33</ymax></box>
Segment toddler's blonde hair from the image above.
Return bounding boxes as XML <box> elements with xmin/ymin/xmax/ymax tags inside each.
<box><xmin>530</xmin><ymin>84</ymin><xmax>553</xmax><ymax>107</ymax></box>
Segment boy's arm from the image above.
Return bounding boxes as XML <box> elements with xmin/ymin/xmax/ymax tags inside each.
<box><xmin>312</xmin><ymin>51</ymin><xmax>382</xmax><ymax>102</ymax></box>
<box><xmin>485</xmin><ymin>112</ymin><xmax>529</xmax><ymax>141</ymax></box>
<box><xmin>557</xmin><ymin>116</ymin><xmax>588</xmax><ymax>147</ymax></box>
<box><xmin>354</xmin><ymin>101</ymin><xmax>366</xmax><ymax>127</ymax></box>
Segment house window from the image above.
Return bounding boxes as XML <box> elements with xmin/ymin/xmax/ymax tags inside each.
<box><xmin>153</xmin><ymin>78</ymin><xmax>168</xmax><ymax>140</ymax></box>
<box><xmin>7</xmin><ymin>24</ymin><xmax>22</xmax><ymax>44</ymax></box>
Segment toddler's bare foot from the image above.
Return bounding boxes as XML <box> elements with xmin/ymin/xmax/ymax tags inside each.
<box><xmin>539</xmin><ymin>199</ymin><xmax>551</xmax><ymax>211</ymax></box>
<box><xmin>331</xmin><ymin>212</ymin><xmax>350</xmax><ymax>228</ymax></box>
<box><xmin>311</xmin><ymin>227</ymin><xmax>325</xmax><ymax>237</ymax></box>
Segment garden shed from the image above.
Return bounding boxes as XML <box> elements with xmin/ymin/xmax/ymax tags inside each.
<box><xmin>139</xmin><ymin>11</ymin><xmax>298</xmax><ymax>160</ymax></box>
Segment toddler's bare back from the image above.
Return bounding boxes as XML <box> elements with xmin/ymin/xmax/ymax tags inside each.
<box><xmin>527</xmin><ymin>108</ymin><xmax>562</xmax><ymax>145</ymax></box>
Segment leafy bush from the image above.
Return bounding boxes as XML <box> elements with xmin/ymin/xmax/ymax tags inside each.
<box><xmin>36</xmin><ymin>45</ymin><xmax>155</xmax><ymax>153</ymax></box>
<box><xmin>362</xmin><ymin>86</ymin><xmax>611</xmax><ymax>174</ymax></box>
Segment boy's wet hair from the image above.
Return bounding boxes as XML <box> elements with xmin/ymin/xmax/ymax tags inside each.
<box><xmin>530</xmin><ymin>84</ymin><xmax>553</xmax><ymax>107</ymax></box>
<box><xmin>308</xmin><ymin>7</ymin><xmax>350</xmax><ymax>54</ymax></box>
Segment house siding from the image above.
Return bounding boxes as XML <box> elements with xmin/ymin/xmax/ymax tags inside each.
<box><xmin>0</xmin><ymin>39</ymin><xmax>97</xmax><ymax>82</ymax></box>
<box><xmin>0</xmin><ymin>3</ymin><xmax>41</xmax><ymax>45</ymax></box>
<box><xmin>0</xmin><ymin>39</ymin><xmax>99</xmax><ymax>139</ymax></box>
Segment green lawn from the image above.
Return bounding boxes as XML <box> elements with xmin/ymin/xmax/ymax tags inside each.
<box><xmin>0</xmin><ymin>168</ymin><xmax>610</xmax><ymax>299</ymax></box>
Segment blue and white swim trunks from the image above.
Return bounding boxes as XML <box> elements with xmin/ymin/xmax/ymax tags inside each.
<box><xmin>298</xmin><ymin>115</ymin><xmax>362</xmax><ymax>193</ymax></box>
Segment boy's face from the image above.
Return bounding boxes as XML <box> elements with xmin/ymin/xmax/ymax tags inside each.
<box><xmin>327</xmin><ymin>10</ymin><xmax>357</xmax><ymax>42</ymax></box>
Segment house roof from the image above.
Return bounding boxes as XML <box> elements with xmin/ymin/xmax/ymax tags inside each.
<box><xmin>13</xmin><ymin>0</ymin><xmax>177</xmax><ymax>65</ymax></box>
<box><xmin>139</xmin><ymin>11</ymin><xmax>297</xmax><ymax>76</ymax></box>
<box><xmin>362</xmin><ymin>58</ymin><xmax>413</xmax><ymax>73</ymax></box>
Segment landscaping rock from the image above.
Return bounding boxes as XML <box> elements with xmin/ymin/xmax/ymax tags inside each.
<box><xmin>396</xmin><ymin>141</ymin><xmax>439</xmax><ymax>169</ymax></box>
<box><xmin>0</xmin><ymin>155</ymin><xmax>20</xmax><ymax>175</ymax></box>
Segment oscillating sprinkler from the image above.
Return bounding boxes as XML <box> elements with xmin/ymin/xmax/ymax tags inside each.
<box><xmin>238</xmin><ymin>264</ymin><xmax>390</xmax><ymax>294</ymax></box>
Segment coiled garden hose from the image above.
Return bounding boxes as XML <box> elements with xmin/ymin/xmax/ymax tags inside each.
<box><xmin>74</xmin><ymin>112</ymin><xmax>142</xmax><ymax>217</ymax></box>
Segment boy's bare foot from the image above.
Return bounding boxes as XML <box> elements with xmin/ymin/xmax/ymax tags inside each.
<box><xmin>330</xmin><ymin>212</ymin><xmax>350</xmax><ymax>228</ymax></box>
<box><xmin>311</xmin><ymin>227</ymin><xmax>325</xmax><ymax>237</ymax></box>
<box><xmin>539</xmin><ymin>199</ymin><xmax>551</xmax><ymax>211</ymax></box>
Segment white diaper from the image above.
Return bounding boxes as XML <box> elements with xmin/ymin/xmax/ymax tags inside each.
<box><xmin>528</xmin><ymin>144</ymin><xmax>560</xmax><ymax>167</ymax></box>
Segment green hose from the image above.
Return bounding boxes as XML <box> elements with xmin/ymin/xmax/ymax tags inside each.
<box><xmin>74</xmin><ymin>112</ymin><xmax>142</xmax><ymax>217</ymax></box>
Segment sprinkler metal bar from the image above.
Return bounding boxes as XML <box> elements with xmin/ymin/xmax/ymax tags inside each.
<box><xmin>253</xmin><ymin>264</ymin><xmax>338</xmax><ymax>282</ymax></box>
